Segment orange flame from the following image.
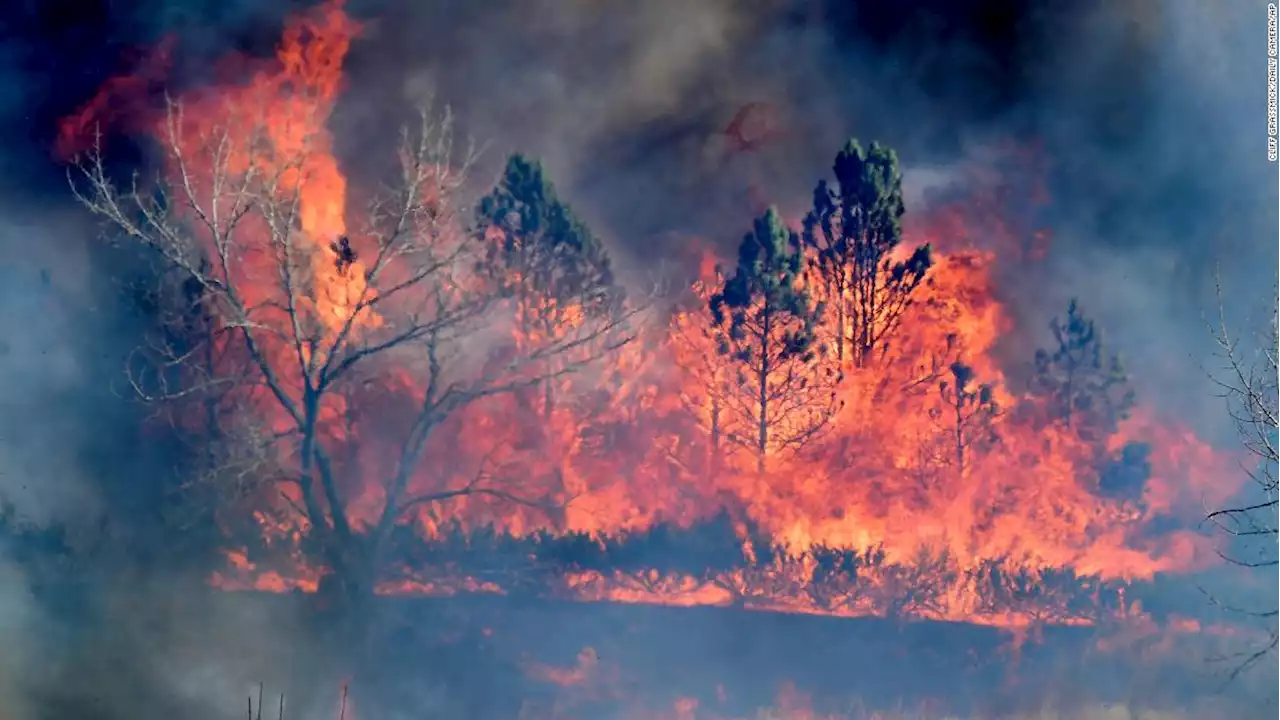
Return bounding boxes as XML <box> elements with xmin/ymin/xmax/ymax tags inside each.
<box><xmin>61</xmin><ymin>0</ymin><xmax>1245</xmax><ymax>631</ymax></box>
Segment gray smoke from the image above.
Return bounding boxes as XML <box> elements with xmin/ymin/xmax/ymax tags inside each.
<box><xmin>0</xmin><ymin>199</ymin><xmax>111</xmax><ymax>718</ymax></box>
<box><xmin>1022</xmin><ymin>1</ymin><xmax>1276</xmax><ymax>430</ymax></box>
<box><xmin>326</xmin><ymin>0</ymin><xmax>1276</xmax><ymax>429</ymax></box>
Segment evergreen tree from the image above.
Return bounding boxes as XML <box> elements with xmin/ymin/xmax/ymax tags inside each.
<box><xmin>935</xmin><ymin>362</ymin><xmax>1000</xmax><ymax>476</ymax></box>
<box><xmin>1030</xmin><ymin>299</ymin><xmax>1135</xmax><ymax>441</ymax></box>
<box><xmin>669</xmin><ymin>265</ymin><xmax>735</xmax><ymax>479</ymax></box>
<box><xmin>711</xmin><ymin>208</ymin><xmax>840</xmax><ymax>473</ymax></box>
<box><xmin>476</xmin><ymin>154</ymin><xmax>619</xmax><ymax>417</ymax></box>
<box><xmin>802</xmin><ymin>139</ymin><xmax>933</xmax><ymax>367</ymax></box>
<box><xmin>477</xmin><ymin>154</ymin><xmax>616</xmax><ymax>305</ymax></box>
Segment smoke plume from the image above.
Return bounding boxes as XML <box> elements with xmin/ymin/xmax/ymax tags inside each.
<box><xmin>322</xmin><ymin>0</ymin><xmax>1275</xmax><ymax>429</ymax></box>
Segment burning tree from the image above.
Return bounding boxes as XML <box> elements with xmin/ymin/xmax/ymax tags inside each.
<box><xmin>710</xmin><ymin>208</ymin><xmax>841</xmax><ymax>474</ymax></box>
<box><xmin>669</xmin><ymin>260</ymin><xmax>736</xmax><ymax>479</ymax></box>
<box><xmin>63</xmin><ymin>3</ymin><xmax>634</xmax><ymax>609</ymax></box>
<box><xmin>802</xmin><ymin>139</ymin><xmax>933</xmax><ymax>368</ymax></box>
<box><xmin>932</xmin><ymin>362</ymin><xmax>1000</xmax><ymax>477</ymax></box>
<box><xmin>1030</xmin><ymin>299</ymin><xmax>1135</xmax><ymax>441</ymax></box>
<box><xmin>476</xmin><ymin>153</ymin><xmax>620</xmax><ymax>421</ymax></box>
<box><xmin>1029</xmin><ymin>299</ymin><xmax>1145</xmax><ymax>502</ymax></box>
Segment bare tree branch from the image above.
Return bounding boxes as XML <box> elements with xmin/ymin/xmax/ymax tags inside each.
<box><xmin>1201</xmin><ymin>268</ymin><xmax>1278</xmax><ymax>680</ymax></box>
<box><xmin>68</xmin><ymin>92</ymin><xmax>637</xmax><ymax>601</ymax></box>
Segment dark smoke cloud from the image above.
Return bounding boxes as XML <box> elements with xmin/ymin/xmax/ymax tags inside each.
<box><xmin>328</xmin><ymin>0</ymin><xmax>1275</xmax><ymax>429</ymax></box>
<box><xmin>1017</xmin><ymin>2</ymin><xmax>1277</xmax><ymax>429</ymax></box>
<box><xmin>0</xmin><ymin>0</ymin><xmax>1275</xmax><ymax>714</ymax></box>
<box><xmin>0</xmin><ymin>5</ymin><xmax>310</xmax><ymax>715</ymax></box>
<box><xmin>335</xmin><ymin>0</ymin><xmax>1053</xmax><ymax>256</ymax></box>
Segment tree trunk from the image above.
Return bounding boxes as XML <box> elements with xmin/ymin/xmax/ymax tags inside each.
<box><xmin>709</xmin><ymin>393</ymin><xmax>722</xmax><ymax>479</ymax></box>
<box><xmin>543</xmin><ymin>362</ymin><xmax>555</xmax><ymax>422</ymax></box>
<box><xmin>314</xmin><ymin>533</ymin><xmax>379</xmax><ymax>649</ymax></box>
<box><xmin>306</xmin><ymin>543</ymin><xmax>380</xmax><ymax>720</ymax></box>
<box><xmin>756</xmin><ymin>308</ymin><xmax>771</xmax><ymax>475</ymax></box>
<box><xmin>835</xmin><ymin>284</ymin><xmax>846</xmax><ymax>365</ymax></box>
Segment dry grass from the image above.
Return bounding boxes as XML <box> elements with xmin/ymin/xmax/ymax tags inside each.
<box><xmin>747</xmin><ymin>702</ymin><xmax>1203</xmax><ymax>712</ymax></box>
<box><xmin>750</xmin><ymin>705</ymin><xmax>1222</xmax><ymax>720</ymax></box>
<box><xmin>245</xmin><ymin>677</ymin><xmax>1261</xmax><ymax>720</ymax></box>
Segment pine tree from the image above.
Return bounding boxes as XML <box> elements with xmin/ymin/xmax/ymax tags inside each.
<box><xmin>934</xmin><ymin>362</ymin><xmax>1000</xmax><ymax>476</ymax></box>
<box><xmin>669</xmin><ymin>264</ymin><xmax>735</xmax><ymax>479</ymax></box>
<box><xmin>476</xmin><ymin>154</ymin><xmax>619</xmax><ymax>418</ymax></box>
<box><xmin>802</xmin><ymin>139</ymin><xmax>932</xmax><ymax>368</ymax></box>
<box><xmin>1030</xmin><ymin>299</ymin><xmax>1135</xmax><ymax>441</ymax></box>
<box><xmin>711</xmin><ymin>207</ymin><xmax>840</xmax><ymax>473</ymax></box>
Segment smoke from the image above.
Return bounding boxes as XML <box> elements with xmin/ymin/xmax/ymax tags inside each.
<box><xmin>0</xmin><ymin>5</ymin><xmax>314</xmax><ymax>716</ymax></box>
<box><xmin>0</xmin><ymin>199</ymin><xmax>113</xmax><ymax>716</ymax></box>
<box><xmin>1020</xmin><ymin>1</ymin><xmax>1277</xmax><ymax>430</ymax></box>
<box><xmin>333</xmin><ymin>0</ymin><xmax>1017</xmax><ymax>252</ymax></box>
<box><xmin>52</xmin><ymin>587</ymin><xmax>340</xmax><ymax>720</ymax></box>
<box><xmin>320</xmin><ymin>0</ymin><xmax>1277</xmax><ymax>430</ymax></box>
<box><xmin>0</xmin><ymin>558</ymin><xmax>53</xmax><ymax>720</ymax></box>
<box><xmin>0</xmin><ymin>205</ymin><xmax>337</xmax><ymax>717</ymax></box>
<box><xmin>11</xmin><ymin>1</ymin><xmax>1268</xmax><ymax>425</ymax></box>
<box><xmin>0</xmin><ymin>207</ymin><xmax>111</xmax><ymax>521</ymax></box>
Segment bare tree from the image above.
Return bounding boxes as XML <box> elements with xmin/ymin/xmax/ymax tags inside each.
<box><xmin>931</xmin><ymin>361</ymin><xmax>999</xmax><ymax>477</ymax></box>
<box><xmin>67</xmin><ymin>96</ymin><xmax>636</xmax><ymax>606</ymax></box>
<box><xmin>668</xmin><ymin>265</ymin><xmax>737</xmax><ymax>479</ymax></box>
<box><xmin>1205</xmin><ymin>277</ymin><xmax>1278</xmax><ymax>678</ymax></box>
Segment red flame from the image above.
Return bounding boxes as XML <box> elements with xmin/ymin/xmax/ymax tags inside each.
<box><xmin>61</xmin><ymin>0</ymin><xmax>1244</xmax><ymax>633</ymax></box>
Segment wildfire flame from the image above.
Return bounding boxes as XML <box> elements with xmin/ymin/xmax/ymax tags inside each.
<box><xmin>63</xmin><ymin>0</ymin><xmax>1243</xmax><ymax>632</ymax></box>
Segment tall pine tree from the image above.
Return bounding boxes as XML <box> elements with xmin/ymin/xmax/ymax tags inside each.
<box><xmin>935</xmin><ymin>362</ymin><xmax>1000</xmax><ymax>476</ymax></box>
<box><xmin>1030</xmin><ymin>299</ymin><xmax>1134</xmax><ymax>441</ymax></box>
<box><xmin>476</xmin><ymin>154</ymin><xmax>618</xmax><ymax>418</ymax></box>
<box><xmin>802</xmin><ymin>139</ymin><xmax>932</xmax><ymax>368</ymax></box>
<box><xmin>1031</xmin><ymin>299</ymin><xmax>1142</xmax><ymax>501</ymax></box>
<box><xmin>711</xmin><ymin>208</ymin><xmax>840</xmax><ymax>473</ymax></box>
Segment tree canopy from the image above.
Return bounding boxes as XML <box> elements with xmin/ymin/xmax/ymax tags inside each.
<box><xmin>477</xmin><ymin>154</ymin><xmax>617</xmax><ymax>312</ymax></box>
<box><xmin>711</xmin><ymin>207</ymin><xmax>839</xmax><ymax>473</ymax></box>
<box><xmin>802</xmin><ymin>139</ymin><xmax>932</xmax><ymax>367</ymax></box>
<box><xmin>1030</xmin><ymin>298</ymin><xmax>1134</xmax><ymax>440</ymax></box>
